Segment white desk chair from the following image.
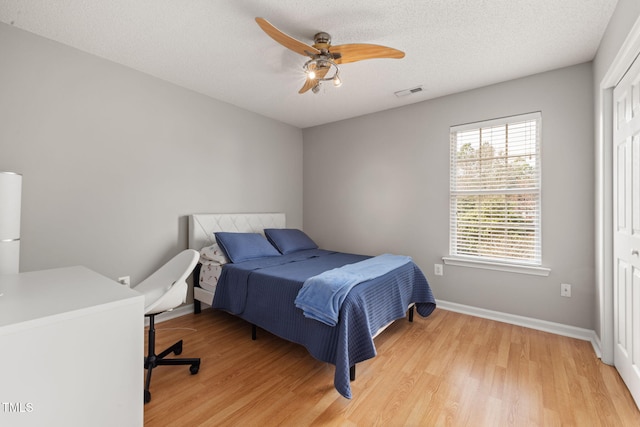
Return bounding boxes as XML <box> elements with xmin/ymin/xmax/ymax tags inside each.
<box><xmin>133</xmin><ymin>249</ymin><xmax>200</xmax><ymax>404</ymax></box>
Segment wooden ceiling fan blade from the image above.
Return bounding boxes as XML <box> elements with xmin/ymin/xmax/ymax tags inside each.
<box><xmin>330</xmin><ymin>44</ymin><xmax>405</xmax><ymax>64</ymax></box>
<box><xmin>256</xmin><ymin>17</ymin><xmax>320</xmax><ymax>57</ymax></box>
<box><xmin>298</xmin><ymin>66</ymin><xmax>330</xmax><ymax>94</ymax></box>
<box><xmin>299</xmin><ymin>78</ymin><xmax>318</xmax><ymax>94</ymax></box>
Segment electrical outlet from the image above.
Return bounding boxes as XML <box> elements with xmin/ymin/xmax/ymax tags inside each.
<box><xmin>118</xmin><ymin>276</ymin><xmax>131</xmax><ymax>287</ymax></box>
<box><xmin>561</xmin><ymin>283</ymin><xmax>571</xmax><ymax>297</ymax></box>
<box><xmin>434</xmin><ymin>264</ymin><xmax>444</xmax><ymax>276</ymax></box>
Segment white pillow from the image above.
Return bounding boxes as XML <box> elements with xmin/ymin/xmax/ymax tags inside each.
<box><xmin>199</xmin><ymin>243</ymin><xmax>229</xmax><ymax>265</ymax></box>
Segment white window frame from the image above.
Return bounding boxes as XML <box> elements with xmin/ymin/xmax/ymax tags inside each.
<box><xmin>443</xmin><ymin>112</ymin><xmax>550</xmax><ymax>276</ymax></box>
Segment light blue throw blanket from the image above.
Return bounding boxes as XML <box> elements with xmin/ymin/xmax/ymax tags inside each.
<box><xmin>294</xmin><ymin>253</ymin><xmax>412</xmax><ymax>326</ymax></box>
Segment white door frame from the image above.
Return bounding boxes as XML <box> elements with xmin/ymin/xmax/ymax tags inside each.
<box><xmin>598</xmin><ymin>16</ymin><xmax>640</xmax><ymax>365</ymax></box>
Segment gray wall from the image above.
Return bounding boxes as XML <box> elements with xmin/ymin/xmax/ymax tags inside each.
<box><xmin>304</xmin><ymin>63</ymin><xmax>595</xmax><ymax>329</ymax></box>
<box><xmin>0</xmin><ymin>23</ymin><xmax>303</xmax><ymax>284</ymax></box>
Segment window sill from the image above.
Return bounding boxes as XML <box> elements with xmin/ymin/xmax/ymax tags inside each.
<box><xmin>442</xmin><ymin>256</ymin><xmax>551</xmax><ymax>276</ymax></box>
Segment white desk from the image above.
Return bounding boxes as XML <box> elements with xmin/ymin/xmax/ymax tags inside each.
<box><xmin>0</xmin><ymin>266</ymin><xmax>144</xmax><ymax>427</ymax></box>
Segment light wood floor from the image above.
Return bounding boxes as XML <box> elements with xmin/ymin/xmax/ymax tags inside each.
<box><xmin>143</xmin><ymin>308</ymin><xmax>640</xmax><ymax>426</ymax></box>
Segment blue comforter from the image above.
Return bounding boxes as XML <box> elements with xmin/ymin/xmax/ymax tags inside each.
<box><xmin>212</xmin><ymin>249</ymin><xmax>436</xmax><ymax>399</ymax></box>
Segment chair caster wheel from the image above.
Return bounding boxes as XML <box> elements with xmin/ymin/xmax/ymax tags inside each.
<box><xmin>144</xmin><ymin>390</ymin><xmax>151</xmax><ymax>404</ymax></box>
<box><xmin>174</xmin><ymin>342</ymin><xmax>183</xmax><ymax>356</ymax></box>
<box><xmin>190</xmin><ymin>364</ymin><xmax>200</xmax><ymax>375</ymax></box>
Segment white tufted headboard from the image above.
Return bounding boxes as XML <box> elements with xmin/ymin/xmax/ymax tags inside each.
<box><xmin>188</xmin><ymin>213</ymin><xmax>286</xmax><ymax>251</ymax></box>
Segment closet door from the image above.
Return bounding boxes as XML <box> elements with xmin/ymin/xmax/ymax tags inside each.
<box><xmin>613</xmin><ymin>52</ymin><xmax>640</xmax><ymax>409</ymax></box>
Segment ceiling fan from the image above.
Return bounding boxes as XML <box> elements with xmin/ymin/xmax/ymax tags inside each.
<box><xmin>255</xmin><ymin>17</ymin><xmax>405</xmax><ymax>94</ymax></box>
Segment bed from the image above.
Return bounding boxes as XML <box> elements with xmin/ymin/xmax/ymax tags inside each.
<box><xmin>188</xmin><ymin>213</ymin><xmax>436</xmax><ymax>398</ymax></box>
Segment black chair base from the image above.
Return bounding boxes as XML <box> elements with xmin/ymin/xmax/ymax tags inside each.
<box><xmin>144</xmin><ymin>313</ymin><xmax>200</xmax><ymax>403</ymax></box>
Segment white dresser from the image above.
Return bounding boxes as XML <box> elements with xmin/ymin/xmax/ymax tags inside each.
<box><xmin>0</xmin><ymin>266</ymin><xmax>144</xmax><ymax>427</ymax></box>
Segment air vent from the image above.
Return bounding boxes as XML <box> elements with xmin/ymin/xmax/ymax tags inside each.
<box><xmin>394</xmin><ymin>86</ymin><xmax>424</xmax><ymax>97</ymax></box>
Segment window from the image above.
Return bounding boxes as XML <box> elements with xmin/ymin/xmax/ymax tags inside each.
<box><xmin>447</xmin><ymin>112</ymin><xmax>544</xmax><ymax>273</ymax></box>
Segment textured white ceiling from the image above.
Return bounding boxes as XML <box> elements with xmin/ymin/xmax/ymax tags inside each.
<box><xmin>0</xmin><ymin>0</ymin><xmax>618</xmax><ymax>128</ymax></box>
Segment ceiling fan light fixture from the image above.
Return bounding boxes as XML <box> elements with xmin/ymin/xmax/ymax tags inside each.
<box><xmin>303</xmin><ymin>56</ymin><xmax>341</xmax><ymax>93</ymax></box>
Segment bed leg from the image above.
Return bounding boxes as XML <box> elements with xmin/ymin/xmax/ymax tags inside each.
<box><xmin>350</xmin><ymin>365</ymin><xmax>356</xmax><ymax>381</ymax></box>
<box><xmin>193</xmin><ymin>263</ymin><xmax>202</xmax><ymax>315</ymax></box>
<box><xmin>251</xmin><ymin>324</ymin><xmax>257</xmax><ymax>340</ymax></box>
<box><xmin>408</xmin><ymin>305</ymin><xmax>414</xmax><ymax>322</ymax></box>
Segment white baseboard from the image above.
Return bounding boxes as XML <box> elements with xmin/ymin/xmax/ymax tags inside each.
<box><xmin>144</xmin><ymin>303</ymin><xmax>194</xmax><ymax>327</ymax></box>
<box><xmin>436</xmin><ymin>300</ymin><xmax>602</xmax><ymax>358</ymax></box>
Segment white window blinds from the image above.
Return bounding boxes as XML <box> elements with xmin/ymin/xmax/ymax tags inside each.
<box><xmin>449</xmin><ymin>112</ymin><xmax>541</xmax><ymax>265</ymax></box>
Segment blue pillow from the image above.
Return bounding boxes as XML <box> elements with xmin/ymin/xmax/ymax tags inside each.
<box><xmin>264</xmin><ymin>228</ymin><xmax>318</xmax><ymax>255</ymax></box>
<box><xmin>214</xmin><ymin>232</ymin><xmax>281</xmax><ymax>263</ymax></box>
